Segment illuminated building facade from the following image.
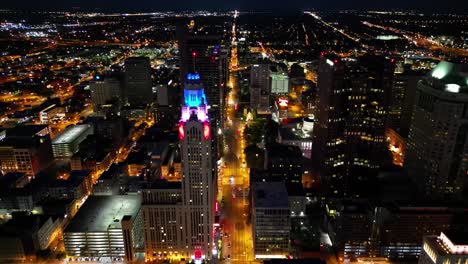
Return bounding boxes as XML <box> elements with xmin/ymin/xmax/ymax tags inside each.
<box><xmin>419</xmin><ymin>232</ymin><xmax>468</xmax><ymax>264</ymax></box>
<box><xmin>179</xmin><ymin>73</ymin><xmax>215</xmax><ymax>259</ymax></box>
<box><xmin>177</xmin><ymin>25</ymin><xmax>227</xmax><ymax>181</ymax></box>
<box><xmin>64</xmin><ymin>195</ymin><xmax>143</xmax><ymax>262</ymax></box>
<box><xmin>270</xmin><ymin>69</ymin><xmax>290</xmax><ymax>95</ymax></box>
<box><xmin>406</xmin><ymin>61</ymin><xmax>468</xmax><ymax>200</ymax></box>
<box><xmin>143</xmin><ymin>74</ymin><xmax>215</xmax><ymax>261</ymax></box>
<box><xmin>39</xmin><ymin>104</ymin><xmax>65</xmax><ymax>124</ymax></box>
<box><xmin>0</xmin><ymin>125</ymin><xmax>53</xmax><ymax>176</ymax></box>
<box><xmin>177</xmin><ymin>28</ymin><xmax>227</xmax><ymax>121</ymax></box>
<box><xmin>51</xmin><ymin>124</ymin><xmax>93</xmax><ymax>158</ymax></box>
<box><xmin>389</xmin><ymin>69</ymin><xmax>424</xmax><ymax>138</ymax></box>
<box><xmin>326</xmin><ymin>200</ymin><xmax>455</xmax><ymax>262</ymax></box>
<box><xmin>313</xmin><ymin>55</ymin><xmax>394</xmax><ymax>197</ymax></box>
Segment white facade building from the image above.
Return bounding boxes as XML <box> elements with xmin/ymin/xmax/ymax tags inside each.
<box><xmin>64</xmin><ymin>195</ymin><xmax>143</xmax><ymax>262</ymax></box>
<box><xmin>52</xmin><ymin>124</ymin><xmax>93</xmax><ymax>158</ymax></box>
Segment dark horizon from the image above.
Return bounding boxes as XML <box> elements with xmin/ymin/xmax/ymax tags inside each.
<box><xmin>2</xmin><ymin>0</ymin><xmax>468</xmax><ymax>14</ymax></box>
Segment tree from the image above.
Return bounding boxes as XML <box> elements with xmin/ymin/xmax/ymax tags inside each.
<box><xmin>290</xmin><ymin>63</ymin><xmax>306</xmax><ymax>79</ymax></box>
<box><xmin>37</xmin><ymin>249</ymin><xmax>52</xmax><ymax>260</ymax></box>
<box><xmin>263</xmin><ymin>119</ymin><xmax>279</xmax><ymax>145</ymax></box>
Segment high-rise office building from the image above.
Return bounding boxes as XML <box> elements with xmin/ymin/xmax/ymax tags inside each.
<box><xmin>124</xmin><ymin>57</ymin><xmax>153</xmax><ymax>106</ymax></box>
<box><xmin>90</xmin><ymin>77</ymin><xmax>121</xmax><ymax>116</ymax></box>
<box><xmin>143</xmin><ymin>74</ymin><xmax>215</xmax><ymax>261</ymax></box>
<box><xmin>250</xmin><ymin>64</ymin><xmax>271</xmax><ymax>112</ymax></box>
<box><xmin>389</xmin><ymin>67</ymin><xmax>425</xmax><ymax>138</ymax></box>
<box><xmin>264</xmin><ymin>143</ymin><xmax>304</xmax><ymax>186</ymax></box>
<box><xmin>178</xmin><ymin>74</ymin><xmax>215</xmax><ymax>256</ymax></box>
<box><xmin>177</xmin><ymin>23</ymin><xmax>227</xmax><ymax>169</ymax></box>
<box><xmin>313</xmin><ymin>55</ymin><xmax>394</xmax><ymax>197</ymax></box>
<box><xmin>177</xmin><ymin>25</ymin><xmax>228</xmax><ymax>123</ymax></box>
<box><xmin>406</xmin><ymin>61</ymin><xmax>468</xmax><ymax>200</ymax></box>
<box><xmin>155</xmin><ymin>84</ymin><xmax>179</xmax><ymax>127</ymax></box>
<box><xmin>326</xmin><ymin>200</ymin><xmax>457</xmax><ymax>261</ymax></box>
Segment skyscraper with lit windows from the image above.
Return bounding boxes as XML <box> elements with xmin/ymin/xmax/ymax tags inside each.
<box><xmin>142</xmin><ymin>74</ymin><xmax>215</xmax><ymax>262</ymax></box>
<box><xmin>313</xmin><ymin>55</ymin><xmax>394</xmax><ymax>197</ymax></box>
<box><xmin>177</xmin><ymin>23</ymin><xmax>228</xmax><ymax>166</ymax></box>
<box><xmin>178</xmin><ymin>73</ymin><xmax>215</xmax><ymax>257</ymax></box>
<box><xmin>406</xmin><ymin>61</ymin><xmax>468</xmax><ymax>200</ymax></box>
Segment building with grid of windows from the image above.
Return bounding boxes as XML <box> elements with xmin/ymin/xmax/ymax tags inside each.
<box><xmin>252</xmin><ymin>182</ymin><xmax>290</xmax><ymax>259</ymax></box>
<box><xmin>406</xmin><ymin>61</ymin><xmax>468</xmax><ymax>200</ymax></box>
<box><xmin>0</xmin><ymin>125</ymin><xmax>53</xmax><ymax>176</ymax></box>
<box><xmin>312</xmin><ymin>55</ymin><xmax>394</xmax><ymax>197</ymax></box>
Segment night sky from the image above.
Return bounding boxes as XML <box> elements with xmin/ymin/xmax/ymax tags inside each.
<box><xmin>2</xmin><ymin>0</ymin><xmax>468</xmax><ymax>13</ymax></box>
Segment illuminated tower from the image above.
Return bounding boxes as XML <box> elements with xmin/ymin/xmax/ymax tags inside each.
<box><xmin>141</xmin><ymin>74</ymin><xmax>215</xmax><ymax>261</ymax></box>
<box><xmin>178</xmin><ymin>73</ymin><xmax>215</xmax><ymax>260</ymax></box>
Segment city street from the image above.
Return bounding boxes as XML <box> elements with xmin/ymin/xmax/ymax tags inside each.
<box><xmin>217</xmin><ymin>12</ymin><xmax>259</xmax><ymax>264</ymax></box>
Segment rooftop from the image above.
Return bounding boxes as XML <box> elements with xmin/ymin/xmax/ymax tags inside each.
<box><xmin>6</xmin><ymin>125</ymin><xmax>49</xmax><ymax>138</ymax></box>
<box><xmin>253</xmin><ymin>182</ymin><xmax>289</xmax><ymax>208</ymax></box>
<box><xmin>426</xmin><ymin>61</ymin><xmax>468</xmax><ymax>94</ymax></box>
<box><xmin>2</xmin><ymin>213</ymin><xmax>54</xmax><ymax>234</ymax></box>
<box><xmin>52</xmin><ymin>124</ymin><xmax>92</xmax><ymax>145</ymax></box>
<box><xmin>425</xmin><ymin>232</ymin><xmax>468</xmax><ymax>256</ymax></box>
<box><xmin>145</xmin><ymin>179</ymin><xmax>181</xmax><ymax>190</ymax></box>
<box><xmin>267</xmin><ymin>143</ymin><xmax>303</xmax><ymax>159</ymax></box>
<box><xmin>65</xmin><ymin>195</ymin><xmax>141</xmax><ymax>233</ymax></box>
<box><xmin>100</xmin><ymin>163</ymin><xmax>120</xmax><ymax>180</ymax></box>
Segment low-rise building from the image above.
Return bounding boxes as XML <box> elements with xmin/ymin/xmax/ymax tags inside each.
<box><xmin>52</xmin><ymin>124</ymin><xmax>93</xmax><ymax>158</ymax></box>
<box><xmin>64</xmin><ymin>195</ymin><xmax>143</xmax><ymax>262</ymax></box>
<box><xmin>279</xmin><ymin>117</ymin><xmax>314</xmax><ymax>159</ymax></box>
<box><xmin>419</xmin><ymin>232</ymin><xmax>468</xmax><ymax>264</ymax></box>
<box><xmin>0</xmin><ymin>213</ymin><xmax>62</xmax><ymax>262</ymax></box>
<box><xmin>46</xmin><ymin>170</ymin><xmax>92</xmax><ymax>200</ymax></box>
<box><xmin>0</xmin><ymin>125</ymin><xmax>53</xmax><ymax>176</ymax></box>
<box><xmin>39</xmin><ymin>104</ymin><xmax>65</xmax><ymax>124</ymax></box>
<box><xmin>94</xmin><ymin>164</ymin><xmax>120</xmax><ymax>196</ymax></box>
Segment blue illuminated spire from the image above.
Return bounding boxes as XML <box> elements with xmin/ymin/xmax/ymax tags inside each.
<box><xmin>180</xmin><ymin>73</ymin><xmax>209</xmax><ymax>122</ymax></box>
<box><xmin>187</xmin><ymin>73</ymin><xmax>201</xmax><ymax>80</ymax></box>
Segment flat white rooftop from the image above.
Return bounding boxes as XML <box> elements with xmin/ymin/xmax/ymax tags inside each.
<box><xmin>52</xmin><ymin>124</ymin><xmax>91</xmax><ymax>145</ymax></box>
<box><xmin>65</xmin><ymin>195</ymin><xmax>142</xmax><ymax>232</ymax></box>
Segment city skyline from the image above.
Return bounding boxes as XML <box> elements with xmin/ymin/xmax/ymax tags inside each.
<box><xmin>2</xmin><ymin>0</ymin><xmax>468</xmax><ymax>13</ymax></box>
<box><xmin>0</xmin><ymin>3</ymin><xmax>467</xmax><ymax>264</ymax></box>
